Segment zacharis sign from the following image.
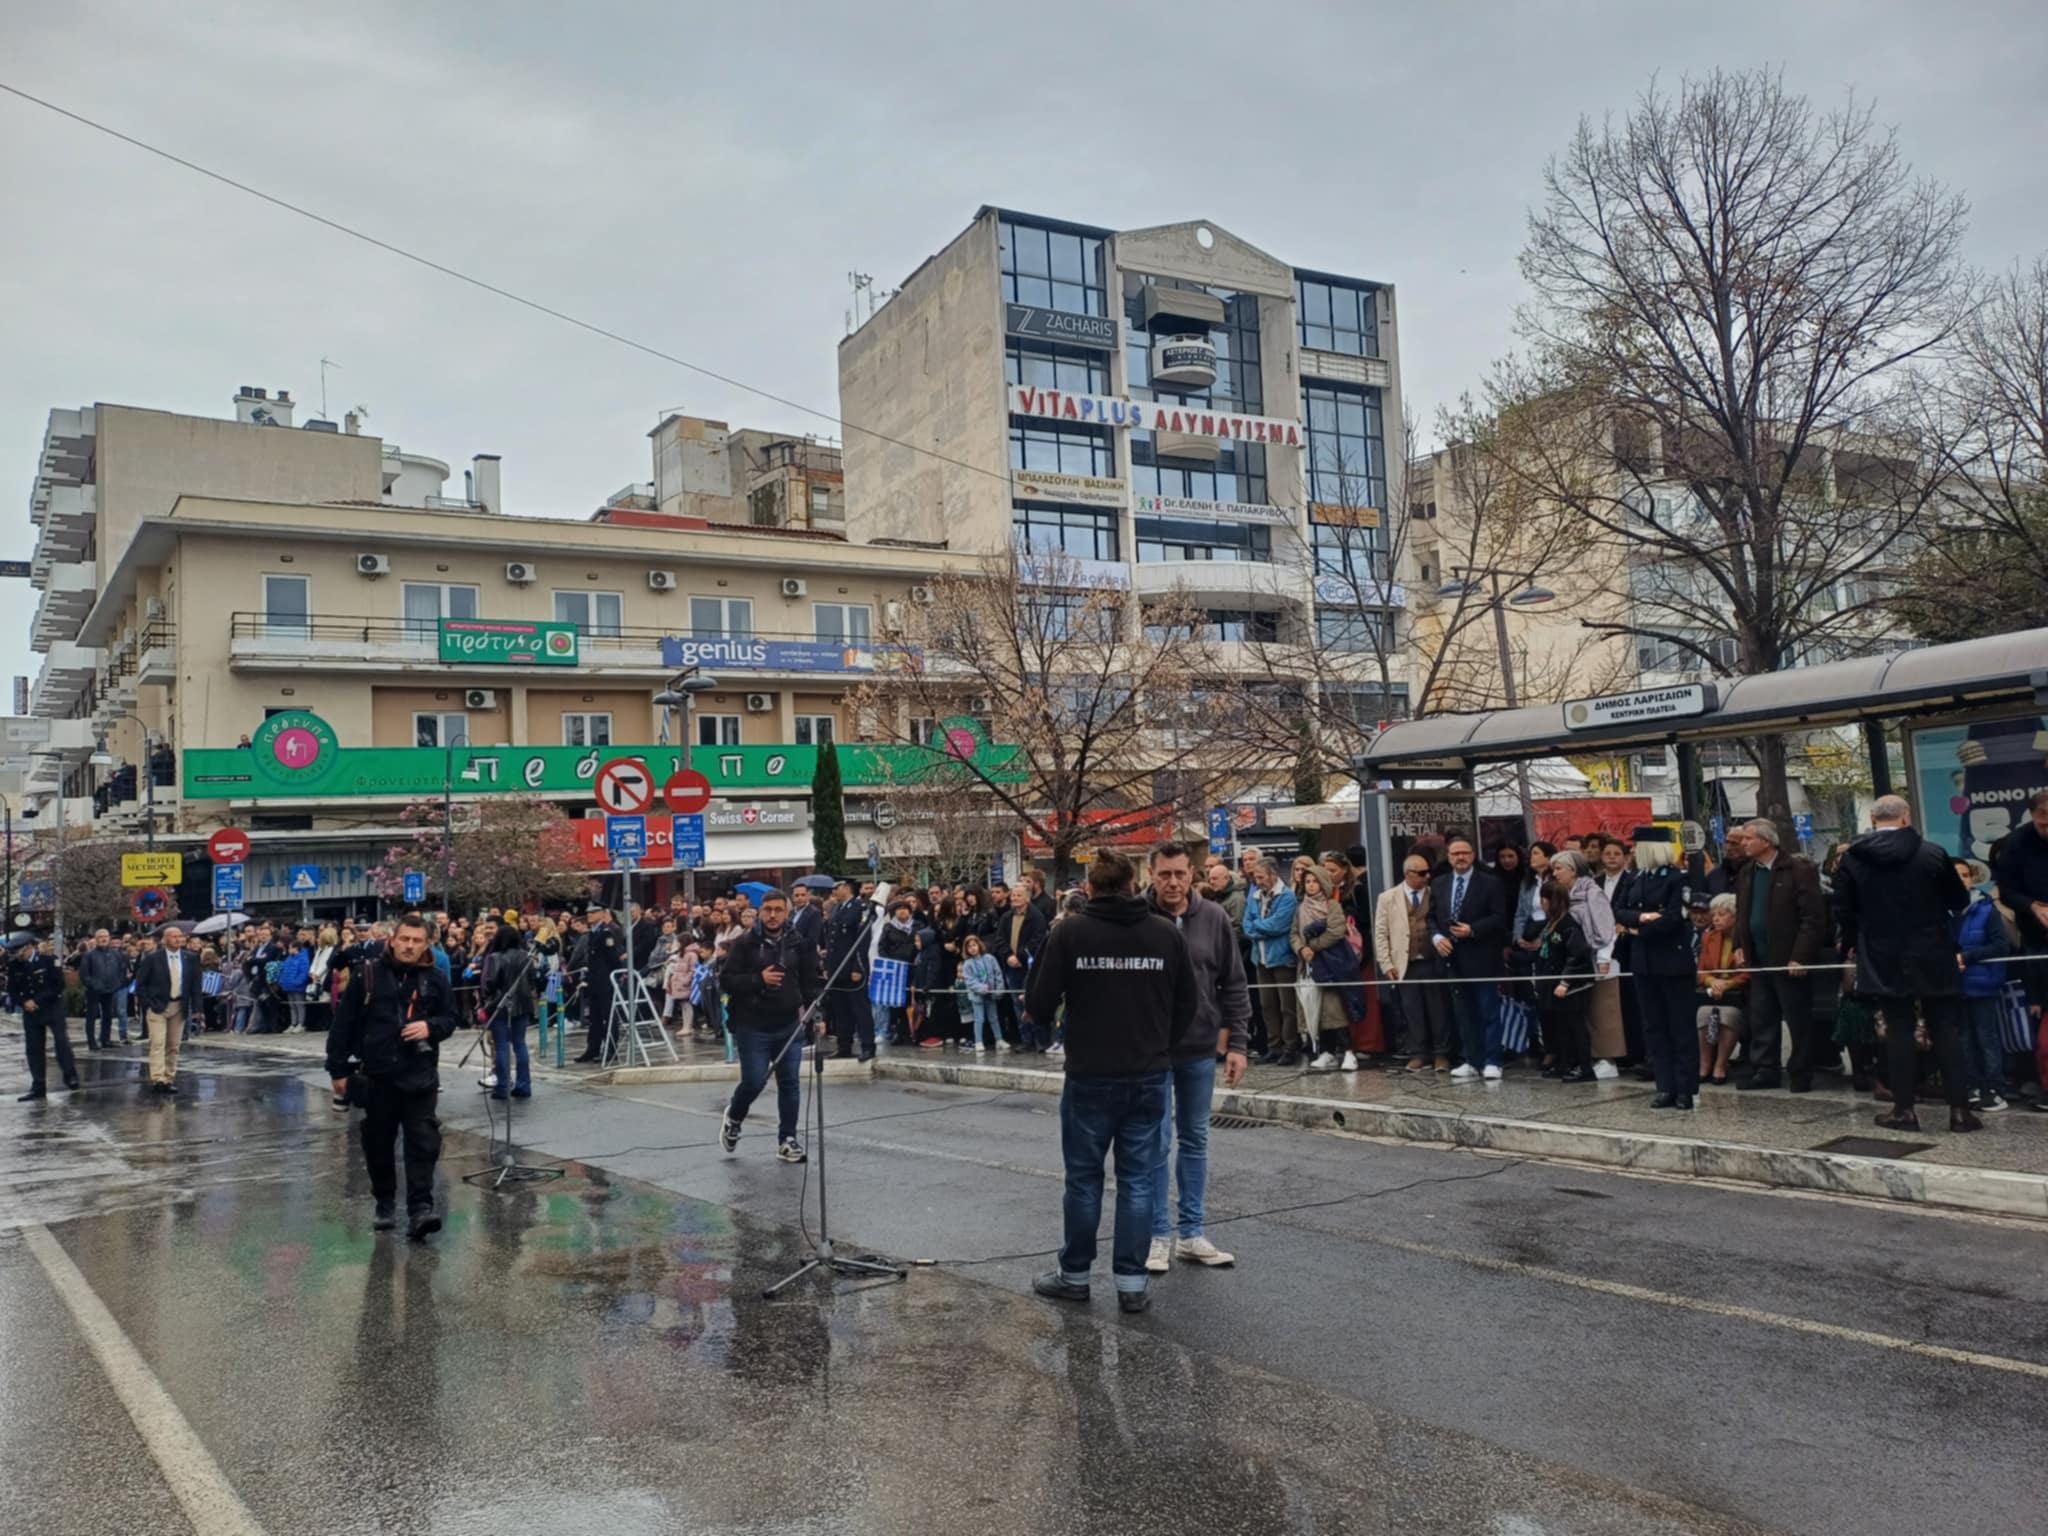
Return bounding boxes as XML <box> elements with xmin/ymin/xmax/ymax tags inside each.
<box><xmin>182</xmin><ymin>711</ymin><xmax>1022</xmax><ymax>801</ymax></box>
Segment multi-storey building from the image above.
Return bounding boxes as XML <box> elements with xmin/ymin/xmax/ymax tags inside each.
<box><xmin>839</xmin><ymin>208</ymin><xmax>1411</xmax><ymax>732</ymax></box>
<box><xmin>16</xmin><ymin>387</ymin><xmax>981</xmax><ymax>920</ymax></box>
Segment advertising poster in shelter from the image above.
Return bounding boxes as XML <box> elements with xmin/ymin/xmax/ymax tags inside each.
<box><xmin>1908</xmin><ymin>712</ymin><xmax>2048</xmax><ymax>864</ymax></box>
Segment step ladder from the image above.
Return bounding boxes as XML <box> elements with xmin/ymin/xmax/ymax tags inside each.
<box><xmin>602</xmin><ymin>972</ymin><xmax>676</xmax><ymax>1068</ymax></box>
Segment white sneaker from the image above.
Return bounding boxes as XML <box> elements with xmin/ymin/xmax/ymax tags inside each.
<box><xmin>1177</xmin><ymin>1235</ymin><xmax>1234</xmax><ymax>1267</ymax></box>
<box><xmin>1309</xmin><ymin>1051</ymin><xmax>1338</xmax><ymax>1071</ymax></box>
<box><xmin>973</xmin><ymin>1043</ymin><xmax>986</xmax><ymax>1054</ymax></box>
<box><xmin>996</xmin><ymin>1041</ymin><xmax>1013</xmax><ymax>1053</ymax></box>
<box><xmin>1482</xmin><ymin>1064</ymin><xmax>1503</xmax><ymax>1081</ymax></box>
<box><xmin>480</xmin><ymin>1072</ymin><xmax>499</xmax><ymax>1090</ymax></box>
<box><xmin>1592</xmin><ymin>1060</ymin><xmax>1619</xmax><ymax>1080</ymax></box>
<box><xmin>1340</xmin><ymin>1051</ymin><xmax>1358</xmax><ymax>1071</ymax></box>
<box><xmin>1146</xmin><ymin>1237</ymin><xmax>1172</xmax><ymax>1274</ymax></box>
<box><xmin>1449</xmin><ymin>1063</ymin><xmax>1480</xmax><ymax>1081</ymax></box>
<box><xmin>1047</xmin><ymin>1042</ymin><xmax>1065</xmax><ymax>1056</ymax></box>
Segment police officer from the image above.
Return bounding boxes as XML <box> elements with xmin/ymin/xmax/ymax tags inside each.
<box><xmin>572</xmin><ymin>907</ymin><xmax>629</xmax><ymax>1064</ymax></box>
<box><xmin>1613</xmin><ymin>826</ymin><xmax>1696</xmax><ymax>1109</ymax></box>
<box><xmin>325</xmin><ymin>913</ymin><xmax>458</xmax><ymax>1238</ymax></box>
<box><xmin>821</xmin><ymin>878</ymin><xmax>874</xmax><ymax>1061</ymax></box>
<box><xmin>18</xmin><ymin>939</ymin><xmax>80</xmax><ymax>1101</ymax></box>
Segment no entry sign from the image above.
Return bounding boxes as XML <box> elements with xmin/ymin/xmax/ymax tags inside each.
<box><xmin>207</xmin><ymin>827</ymin><xmax>251</xmax><ymax>864</ymax></box>
<box><xmin>663</xmin><ymin>768</ymin><xmax>712</xmax><ymax>816</ymax></box>
<box><xmin>594</xmin><ymin>757</ymin><xmax>653</xmax><ymax>815</ymax></box>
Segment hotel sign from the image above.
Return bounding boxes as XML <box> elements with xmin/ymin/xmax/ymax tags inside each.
<box><xmin>1014</xmin><ymin>470</ymin><xmax>1126</xmax><ymax>509</ymax></box>
<box><xmin>1134</xmin><ymin>492</ymin><xmax>1291</xmax><ymax>526</ymax></box>
<box><xmin>1006</xmin><ymin>304</ymin><xmax>1119</xmax><ymax>350</ymax></box>
<box><xmin>1008</xmin><ymin>386</ymin><xmax>1303</xmax><ymax>448</ymax></box>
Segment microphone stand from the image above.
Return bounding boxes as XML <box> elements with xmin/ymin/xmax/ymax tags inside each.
<box><xmin>460</xmin><ymin>944</ymin><xmax>564</xmax><ymax>1191</ymax></box>
<box><xmin>762</xmin><ymin>895</ymin><xmax>906</xmax><ymax>1297</ymax></box>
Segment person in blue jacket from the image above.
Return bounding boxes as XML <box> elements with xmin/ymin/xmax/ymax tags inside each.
<box><xmin>1241</xmin><ymin>858</ymin><xmax>1301</xmax><ymax>1065</ymax></box>
<box><xmin>1954</xmin><ymin>856</ymin><xmax>2014</xmax><ymax>1113</ymax></box>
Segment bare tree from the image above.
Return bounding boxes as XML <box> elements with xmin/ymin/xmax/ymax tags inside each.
<box><xmin>1496</xmin><ymin>67</ymin><xmax>1968</xmax><ymax>819</ymax></box>
<box><xmin>848</xmin><ymin>548</ymin><xmax>1256</xmax><ymax>887</ymax></box>
<box><xmin>1892</xmin><ymin>256</ymin><xmax>2048</xmax><ymax>641</ymax></box>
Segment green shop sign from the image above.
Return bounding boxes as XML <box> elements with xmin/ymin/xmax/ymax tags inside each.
<box><xmin>183</xmin><ymin>710</ymin><xmax>1023</xmax><ymax>801</ymax></box>
<box><xmin>438</xmin><ymin>617</ymin><xmax>580</xmax><ymax>666</ymax></box>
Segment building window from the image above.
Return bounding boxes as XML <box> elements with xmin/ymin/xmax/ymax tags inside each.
<box><xmin>1312</xmin><ymin>523</ymin><xmax>1393</xmax><ymax>586</ymax></box>
<box><xmin>1021</xmin><ymin>593</ymin><xmax>1119</xmax><ymax>643</ymax></box>
<box><xmin>910</xmin><ymin>716</ymin><xmax>938</xmax><ymax>746</ymax></box>
<box><xmin>1005</xmin><ymin>342</ymin><xmax>1112</xmax><ymax>396</ymax></box>
<box><xmin>1296</xmin><ymin>276</ymin><xmax>1380</xmax><ymax>358</ymax></box>
<box><xmin>1012</xmin><ymin>503</ymin><xmax>1120</xmax><ymax>561</ymax></box>
<box><xmin>1321</xmin><ymin>683</ymin><xmax>1409</xmax><ymax>729</ymax></box>
<box><xmin>1635</xmin><ymin>633</ymin><xmax>1740</xmax><ymax>673</ymax></box>
<box><xmin>808</xmin><ymin>485</ymin><xmax>838</xmax><ymax>523</ymax></box>
<box><xmin>553</xmin><ymin>590</ymin><xmax>624</xmax><ymax>636</ymax></box>
<box><xmin>414</xmin><ymin>711</ymin><xmax>470</xmax><ymax>748</ymax></box>
<box><xmin>999</xmin><ymin>217</ymin><xmax>1108</xmax><ymax>317</ymax></box>
<box><xmin>689</xmin><ymin>596</ymin><xmax>754</xmax><ymax>639</ymax></box>
<box><xmin>813</xmin><ymin>603</ymin><xmax>872</xmax><ymax>647</ymax></box>
<box><xmin>1315</xmin><ymin>608</ymin><xmax>1390</xmax><ymax>653</ymax></box>
<box><xmin>402</xmin><ymin>582</ymin><xmax>480</xmax><ymax>635</ymax></box>
<box><xmin>1135</xmin><ymin>517</ymin><xmax>1271</xmax><ymax>563</ymax></box>
<box><xmin>1143</xmin><ymin>608</ymin><xmax>1280</xmax><ymax>643</ymax></box>
<box><xmin>1009</xmin><ymin>421</ymin><xmax>1114</xmax><ymax>477</ymax></box>
<box><xmin>561</xmin><ymin>712</ymin><xmax>612</xmax><ymax>747</ymax></box>
<box><xmin>794</xmin><ymin>714</ymin><xmax>835</xmax><ymax>746</ymax></box>
<box><xmin>697</xmin><ymin>713</ymin><xmax>742</xmax><ymax>747</ymax></box>
<box><xmin>262</xmin><ymin>574</ymin><xmax>309</xmax><ymax>637</ymax></box>
<box><xmin>1304</xmin><ymin>383</ymin><xmax>1387</xmax><ymax>515</ymax></box>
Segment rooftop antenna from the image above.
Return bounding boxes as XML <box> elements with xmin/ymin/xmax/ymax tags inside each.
<box><xmin>319</xmin><ymin>356</ymin><xmax>342</xmax><ymax>418</ymax></box>
<box><xmin>847</xmin><ymin>271</ymin><xmax>878</xmax><ymax>334</ymax></box>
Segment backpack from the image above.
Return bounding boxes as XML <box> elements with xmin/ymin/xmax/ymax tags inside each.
<box><xmin>278</xmin><ymin>949</ymin><xmax>312</xmax><ymax>992</ymax></box>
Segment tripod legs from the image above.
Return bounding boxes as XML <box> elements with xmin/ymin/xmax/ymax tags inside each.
<box><xmin>759</xmin><ymin>1035</ymin><xmax>905</xmax><ymax>1297</ymax></box>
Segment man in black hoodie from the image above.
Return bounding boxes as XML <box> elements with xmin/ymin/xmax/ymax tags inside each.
<box><xmin>325</xmin><ymin>913</ymin><xmax>460</xmax><ymax>1239</ymax></box>
<box><xmin>1027</xmin><ymin>851</ymin><xmax>1197</xmax><ymax>1315</ymax></box>
<box><xmin>718</xmin><ymin>889</ymin><xmax>825</xmax><ymax>1162</ymax></box>
<box><xmin>1834</xmin><ymin>796</ymin><xmax>1975</xmax><ymax>1133</ymax></box>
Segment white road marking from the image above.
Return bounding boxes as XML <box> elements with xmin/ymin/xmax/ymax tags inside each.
<box><xmin>23</xmin><ymin>1224</ymin><xmax>269</xmax><ymax>1535</ymax></box>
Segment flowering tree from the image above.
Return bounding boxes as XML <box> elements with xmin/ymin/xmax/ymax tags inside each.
<box><xmin>44</xmin><ymin>835</ymin><xmax>177</xmax><ymax>932</ymax></box>
<box><xmin>368</xmin><ymin>797</ymin><xmax>585</xmax><ymax>915</ymax></box>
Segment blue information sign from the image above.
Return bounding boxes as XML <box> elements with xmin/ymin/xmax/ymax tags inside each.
<box><xmin>1207</xmin><ymin>807</ymin><xmax>1231</xmax><ymax>856</ymax></box>
<box><xmin>1709</xmin><ymin>814</ymin><xmax>1725</xmax><ymax>846</ymax></box>
<box><xmin>606</xmin><ymin>815</ymin><xmax>647</xmax><ymax>858</ymax></box>
<box><xmin>287</xmin><ymin>864</ymin><xmax>321</xmax><ymax>895</ymax></box>
<box><xmin>1793</xmin><ymin>812</ymin><xmax>1814</xmax><ymax>845</ymax></box>
<box><xmin>213</xmin><ymin>864</ymin><xmax>244</xmax><ymax>912</ymax></box>
<box><xmin>402</xmin><ymin>871</ymin><xmax>426</xmax><ymax>904</ymax></box>
<box><xmin>672</xmin><ymin>813</ymin><xmax>705</xmax><ymax>870</ymax></box>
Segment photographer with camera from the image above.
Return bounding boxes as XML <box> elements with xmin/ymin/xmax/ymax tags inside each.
<box><xmin>325</xmin><ymin>913</ymin><xmax>459</xmax><ymax>1240</ymax></box>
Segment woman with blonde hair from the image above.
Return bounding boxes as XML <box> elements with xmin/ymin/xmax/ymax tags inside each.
<box><xmin>1551</xmin><ymin>850</ymin><xmax>1623</xmax><ymax>1076</ymax></box>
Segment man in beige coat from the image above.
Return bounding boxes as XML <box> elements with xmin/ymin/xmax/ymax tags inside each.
<box><xmin>1373</xmin><ymin>854</ymin><xmax>1455</xmax><ymax>1072</ymax></box>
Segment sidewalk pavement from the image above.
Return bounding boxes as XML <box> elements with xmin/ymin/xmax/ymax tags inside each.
<box><xmin>871</xmin><ymin>1048</ymin><xmax>2048</xmax><ymax>1220</ymax></box>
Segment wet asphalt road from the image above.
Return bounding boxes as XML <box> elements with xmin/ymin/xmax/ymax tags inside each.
<box><xmin>4</xmin><ymin>1033</ymin><xmax>2047</xmax><ymax>1535</ymax></box>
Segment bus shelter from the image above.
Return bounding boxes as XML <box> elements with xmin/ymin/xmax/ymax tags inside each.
<box><xmin>1352</xmin><ymin>627</ymin><xmax>2048</xmax><ymax>897</ymax></box>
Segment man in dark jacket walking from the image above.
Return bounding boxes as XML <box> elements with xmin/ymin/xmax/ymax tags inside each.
<box><xmin>325</xmin><ymin>913</ymin><xmax>460</xmax><ymax>1238</ymax></box>
<box><xmin>1027</xmin><ymin>851</ymin><xmax>1197</xmax><ymax>1315</ymax></box>
<box><xmin>79</xmin><ymin>929</ymin><xmax>130</xmax><ymax>1049</ymax></box>
<box><xmin>1835</xmin><ymin>796</ymin><xmax>1977</xmax><ymax>1132</ymax></box>
<box><xmin>719</xmin><ymin>889</ymin><xmax>825</xmax><ymax>1162</ymax></box>
<box><xmin>17</xmin><ymin>940</ymin><xmax>77</xmax><ymax>1101</ymax></box>
<box><xmin>1143</xmin><ymin>842</ymin><xmax>1250</xmax><ymax>1273</ymax></box>
<box><xmin>1731</xmin><ymin>818</ymin><xmax>1829</xmax><ymax>1090</ymax></box>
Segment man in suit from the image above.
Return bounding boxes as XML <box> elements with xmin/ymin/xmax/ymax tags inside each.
<box><xmin>134</xmin><ymin>924</ymin><xmax>203</xmax><ymax>1094</ymax></box>
<box><xmin>1732</xmin><ymin>817</ymin><xmax>1828</xmax><ymax>1091</ymax></box>
<box><xmin>991</xmin><ymin>880</ymin><xmax>1052</xmax><ymax>1050</ymax></box>
<box><xmin>787</xmin><ymin>881</ymin><xmax>825</xmax><ymax>952</ymax></box>
<box><xmin>1431</xmin><ymin>832</ymin><xmax>1510</xmax><ymax>1081</ymax></box>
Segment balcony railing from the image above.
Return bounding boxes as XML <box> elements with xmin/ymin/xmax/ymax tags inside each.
<box><xmin>226</xmin><ymin>613</ymin><xmax>888</xmax><ymax>669</ymax></box>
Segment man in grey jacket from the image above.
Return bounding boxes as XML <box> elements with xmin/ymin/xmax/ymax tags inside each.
<box><xmin>1146</xmin><ymin>842</ymin><xmax>1252</xmax><ymax>1271</ymax></box>
<box><xmin>79</xmin><ymin>929</ymin><xmax>131</xmax><ymax>1050</ymax></box>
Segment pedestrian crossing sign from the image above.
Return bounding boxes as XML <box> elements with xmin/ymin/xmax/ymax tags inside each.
<box><xmin>288</xmin><ymin>864</ymin><xmax>321</xmax><ymax>894</ymax></box>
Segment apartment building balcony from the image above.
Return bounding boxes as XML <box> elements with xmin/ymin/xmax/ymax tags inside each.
<box><xmin>137</xmin><ymin>622</ymin><xmax>178</xmax><ymax>686</ymax></box>
<box><xmin>30</xmin><ymin>561</ymin><xmax>97</xmax><ymax>648</ymax></box>
<box><xmin>1131</xmin><ymin>559</ymin><xmax>1302</xmax><ymax>609</ymax></box>
<box><xmin>1299</xmin><ymin>349</ymin><xmax>1393</xmax><ymax>390</ymax></box>
<box><xmin>31</xmin><ymin>642</ymin><xmax>98</xmax><ymax>716</ymax></box>
<box><xmin>32</xmin><ymin>486</ymin><xmax>93</xmax><ymax>578</ymax></box>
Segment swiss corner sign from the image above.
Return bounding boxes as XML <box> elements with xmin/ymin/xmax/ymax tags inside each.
<box><xmin>1007</xmin><ymin>386</ymin><xmax>1304</xmax><ymax>448</ymax></box>
<box><xmin>182</xmin><ymin>713</ymin><xmax>1024</xmax><ymax>801</ymax></box>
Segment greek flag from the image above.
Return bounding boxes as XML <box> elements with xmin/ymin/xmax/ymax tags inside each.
<box><xmin>869</xmin><ymin>956</ymin><xmax>909</xmax><ymax>1009</ymax></box>
<box><xmin>1498</xmin><ymin>993</ymin><xmax>1533</xmax><ymax>1054</ymax></box>
<box><xmin>2000</xmin><ymin>981</ymin><xmax>2036</xmax><ymax>1054</ymax></box>
<box><xmin>202</xmin><ymin>970</ymin><xmax>225</xmax><ymax>997</ymax></box>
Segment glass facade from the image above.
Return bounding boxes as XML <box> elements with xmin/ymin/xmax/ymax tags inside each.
<box><xmin>1144</xmin><ymin>608</ymin><xmax>1280</xmax><ymax>643</ymax></box>
<box><xmin>1009</xmin><ymin>420</ymin><xmax>1114</xmax><ymax>477</ymax></box>
<box><xmin>999</xmin><ymin>218</ymin><xmax>1108</xmax><ymax>317</ymax></box>
<box><xmin>1296</xmin><ymin>276</ymin><xmax>1379</xmax><ymax>358</ymax></box>
<box><xmin>1316</xmin><ymin>607</ymin><xmax>1391</xmax><ymax>653</ymax></box>
<box><xmin>1006</xmin><ymin>342</ymin><xmax>1112</xmax><ymax>395</ymax></box>
<box><xmin>1304</xmin><ymin>383</ymin><xmax>1387</xmax><ymax>513</ymax></box>
<box><xmin>1321</xmin><ymin>682</ymin><xmax>1409</xmax><ymax>728</ymax></box>
<box><xmin>1012</xmin><ymin>503</ymin><xmax>1120</xmax><ymax>561</ymax></box>
<box><xmin>1135</xmin><ymin>516</ymin><xmax>1271</xmax><ymax>563</ymax></box>
<box><xmin>1312</xmin><ymin>523</ymin><xmax>1393</xmax><ymax>586</ymax></box>
<box><xmin>1125</xmin><ymin>272</ymin><xmax>1268</xmax><ymax>510</ymax></box>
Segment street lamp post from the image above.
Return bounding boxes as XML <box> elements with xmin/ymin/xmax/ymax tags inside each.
<box><xmin>93</xmin><ymin>712</ymin><xmax>163</xmax><ymax>851</ymax></box>
<box><xmin>654</xmin><ymin>669</ymin><xmax>719</xmax><ymax>909</ymax></box>
<box><xmin>442</xmin><ymin>731</ymin><xmax>470</xmax><ymax>916</ymax></box>
<box><xmin>1439</xmin><ymin>569</ymin><xmax>1556</xmax><ymax>845</ymax></box>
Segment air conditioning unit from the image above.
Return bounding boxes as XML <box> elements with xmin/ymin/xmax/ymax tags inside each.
<box><xmin>144</xmin><ymin>596</ymin><xmax>166</xmax><ymax>620</ymax></box>
<box><xmin>647</xmin><ymin>570</ymin><xmax>677</xmax><ymax>591</ymax></box>
<box><xmin>356</xmin><ymin>553</ymin><xmax>391</xmax><ymax>577</ymax></box>
<box><xmin>744</xmin><ymin>693</ymin><xmax>774</xmax><ymax>713</ymax></box>
<box><xmin>505</xmin><ymin>561</ymin><xmax>537</xmax><ymax>585</ymax></box>
<box><xmin>780</xmin><ymin>577</ymin><xmax>808</xmax><ymax>598</ymax></box>
<box><xmin>909</xmin><ymin>584</ymin><xmax>935</xmax><ymax>604</ymax></box>
<box><xmin>464</xmin><ymin>689</ymin><xmax>498</xmax><ymax>710</ymax></box>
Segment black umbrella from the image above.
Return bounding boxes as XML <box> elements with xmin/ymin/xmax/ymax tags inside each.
<box><xmin>793</xmin><ymin>873</ymin><xmax>840</xmax><ymax>893</ymax></box>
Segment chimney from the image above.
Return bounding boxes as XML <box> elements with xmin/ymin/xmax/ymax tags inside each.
<box><xmin>232</xmin><ymin>385</ymin><xmax>294</xmax><ymax>427</ymax></box>
<box><xmin>271</xmin><ymin>389</ymin><xmax>294</xmax><ymax>427</ymax></box>
<box><xmin>344</xmin><ymin>410</ymin><xmax>362</xmax><ymax>435</ymax></box>
<box><xmin>471</xmin><ymin>454</ymin><xmax>502</xmax><ymax>514</ymax></box>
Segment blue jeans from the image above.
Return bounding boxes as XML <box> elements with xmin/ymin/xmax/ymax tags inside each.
<box><xmin>1451</xmin><ymin>980</ymin><xmax>1502</xmax><ymax>1068</ymax></box>
<box><xmin>1058</xmin><ymin>1072</ymin><xmax>1169</xmax><ymax>1292</ymax></box>
<box><xmin>1150</xmin><ymin>1054</ymin><xmax>1217</xmax><ymax>1241</ymax></box>
<box><xmin>969</xmin><ymin>996</ymin><xmax>1001</xmax><ymax>1048</ymax></box>
<box><xmin>1962</xmin><ymin>995</ymin><xmax>2012</xmax><ymax>1094</ymax></box>
<box><xmin>492</xmin><ymin>1014</ymin><xmax>532</xmax><ymax>1097</ymax></box>
<box><xmin>728</xmin><ymin>1024</ymin><xmax>801</xmax><ymax>1143</ymax></box>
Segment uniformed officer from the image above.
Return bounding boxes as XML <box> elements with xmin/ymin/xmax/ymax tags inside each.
<box><xmin>18</xmin><ymin>939</ymin><xmax>80</xmax><ymax>1102</ymax></box>
<box><xmin>572</xmin><ymin>907</ymin><xmax>629</xmax><ymax>1063</ymax></box>
<box><xmin>1612</xmin><ymin>826</ymin><xmax>1696</xmax><ymax>1109</ymax></box>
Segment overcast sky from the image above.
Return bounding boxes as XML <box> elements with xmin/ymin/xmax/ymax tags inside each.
<box><xmin>5</xmin><ymin>1</ymin><xmax>2046</xmax><ymax>699</ymax></box>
